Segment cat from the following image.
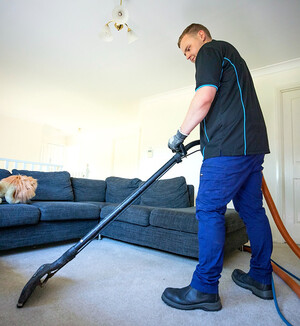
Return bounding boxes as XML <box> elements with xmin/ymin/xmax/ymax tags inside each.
<box><xmin>0</xmin><ymin>175</ymin><xmax>38</xmax><ymax>204</ymax></box>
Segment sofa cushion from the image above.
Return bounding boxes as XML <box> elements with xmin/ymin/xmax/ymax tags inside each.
<box><xmin>71</xmin><ymin>177</ymin><xmax>106</xmax><ymax>202</ymax></box>
<box><xmin>12</xmin><ymin>170</ymin><xmax>74</xmax><ymax>201</ymax></box>
<box><xmin>224</xmin><ymin>209</ymin><xmax>247</xmax><ymax>233</ymax></box>
<box><xmin>187</xmin><ymin>185</ymin><xmax>194</xmax><ymax>206</ymax></box>
<box><xmin>83</xmin><ymin>201</ymin><xmax>110</xmax><ymax>210</ymax></box>
<box><xmin>0</xmin><ymin>203</ymin><xmax>40</xmax><ymax>228</ymax></box>
<box><xmin>0</xmin><ymin>169</ymin><xmax>12</xmax><ymax>202</ymax></box>
<box><xmin>150</xmin><ymin>207</ymin><xmax>197</xmax><ymax>233</ymax></box>
<box><xmin>100</xmin><ymin>204</ymin><xmax>152</xmax><ymax>226</ymax></box>
<box><xmin>0</xmin><ymin>169</ymin><xmax>11</xmax><ymax>180</ymax></box>
<box><xmin>105</xmin><ymin>177</ymin><xmax>142</xmax><ymax>204</ymax></box>
<box><xmin>140</xmin><ymin>177</ymin><xmax>190</xmax><ymax>208</ymax></box>
<box><xmin>32</xmin><ymin>202</ymin><xmax>100</xmax><ymax>221</ymax></box>
<box><xmin>150</xmin><ymin>207</ymin><xmax>245</xmax><ymax>234</ymax></box>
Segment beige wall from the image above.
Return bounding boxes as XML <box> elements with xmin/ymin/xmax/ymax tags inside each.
<box><xmin>0</xmin><ymin>75</ymin><xmax>136</xmax><ymax>134</ymax></box>
<box><xmin>64</xmin><ymin>128</ymin><xmax>115</xmax><ymax>180</ymax></box>
<box><xmin>137</xmin><ymin>86</ymin><xmax>201</xmax><ymax>190</ymax></box>
<box><xmin>0</xmin><ymin>70</ymin><xmax>140</xmax><ymax>177</ymax></box>
<box><xmin>0</xmin><ymin>114</ymin><xmax>65</xmax><ymax>162</ymax></box>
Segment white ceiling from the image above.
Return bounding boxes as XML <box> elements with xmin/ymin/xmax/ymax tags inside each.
<box><xmin>0</xmin><ymin>0</ymin><xmax>300</xmax><ymax>130</ymax></box>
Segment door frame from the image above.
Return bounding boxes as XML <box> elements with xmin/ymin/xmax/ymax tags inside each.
<box><xmin>276</xmin><ymin>84</ymin><xmax>300</xmax><ymax>233</ymax></box>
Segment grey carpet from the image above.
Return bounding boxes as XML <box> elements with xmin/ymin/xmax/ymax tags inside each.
<box><xmin>0</xmin><ymin>239</ymin><xmax>299</xmax><ymax>326</ymax></box>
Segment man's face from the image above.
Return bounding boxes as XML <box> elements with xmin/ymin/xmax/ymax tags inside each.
<box><xmin>179</xmin><ymin>32</ymin><xmax>205</xmax><ymax>63</ymax></box>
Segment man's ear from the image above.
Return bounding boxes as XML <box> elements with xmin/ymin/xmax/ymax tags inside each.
<box><xmin>197</xmin><ymin>30</ymin><xmax>206</xmax><ymax>41</ymax></box>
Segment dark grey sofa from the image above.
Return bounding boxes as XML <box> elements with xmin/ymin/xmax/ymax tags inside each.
<box><xmin>0</xmin><ymin>169</ymin><xmax>248</xmax><ymax>258</ymax></box>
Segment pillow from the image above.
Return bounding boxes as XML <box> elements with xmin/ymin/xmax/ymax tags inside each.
<box><xmin>71</xmin><ymin>177</ymin><xmax>106</xmax><ymax>202</ymax></box>
<box><xmin>0</xmin><ymin>169</ymin><xmax>12</xmax><ymax>202</ymax></box>
<box><xmin>12</xmin><ymin>169</ymin><xmax>74</xmax><ymax>201</ymax></box>
<box><xmin>105</xmin><ymin>177</ymin><xmax>142</xmax><ymax>203</ymax></box>
<box><xmin>0</xmin><ymin>169</ymin><xmax>11</xmax><ymax>180</ymax></box>
<box><xmin>140</xmin><ymin>176</ymin><xmax>190</xmax><ymax>208</ymax></box>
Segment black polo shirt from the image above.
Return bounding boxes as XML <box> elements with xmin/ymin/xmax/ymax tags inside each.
<box><xmin>195</xmin><ymin>40</ymin><xmax>270</xmax><ymax>159</ymax></box>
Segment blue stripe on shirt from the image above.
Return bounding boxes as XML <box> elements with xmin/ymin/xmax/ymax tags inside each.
<box><xmin>224</xmin><ymin>57</ymin><xmax>247</xmax><ymax>155</ymax></box>
<box><xmin>195</xmin><ymin>84</ymin><xmax>218</xmax><ymax>92</ymax></box>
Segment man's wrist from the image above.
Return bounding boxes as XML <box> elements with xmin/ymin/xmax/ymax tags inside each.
<box><xmin>179</xmin><ymin>127</ymin><xmax>190</xmax><ymax>137</ymax></box>
<box><xmin>176</xmin><ymin>129</ymin><xmax>187</xmax><ymax>142</ymax></box>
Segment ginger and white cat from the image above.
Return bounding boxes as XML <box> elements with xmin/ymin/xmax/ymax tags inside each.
<box><xmin>0</xmin><ymin>175</ymin><xmax>37</xmax><ymax>204</ymax></box>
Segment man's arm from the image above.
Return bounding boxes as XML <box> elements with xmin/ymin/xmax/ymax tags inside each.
<box><xmin>168</xmin><ymin>86</ymin><xmax>217</xmax><ymax>151</ymax></box>
<box><xmin>180</xmin><ymin>86</ymin><xmax>217</xmax><ymax>135</ymax></box>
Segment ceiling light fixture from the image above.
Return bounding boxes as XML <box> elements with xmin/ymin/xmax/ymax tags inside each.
<box><xmin>99</xmin><ymin>0</ymin><xmax>138</xmax><ymax>44</ymax></box>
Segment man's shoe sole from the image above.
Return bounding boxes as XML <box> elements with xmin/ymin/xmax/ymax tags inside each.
<box><xmin>232</xmin><ymin>272</ymin><xmax>273</xmax><ymax>300</ymax></box>
<box><xmin>161</xmin><ymin>293</ymin><xmax>222</xmax><ymax>311</ymax></box>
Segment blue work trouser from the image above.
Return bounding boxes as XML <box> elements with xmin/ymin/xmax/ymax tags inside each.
<box><xmin>190</xmin><ymin>154</ymin><xmax>273</xmax><ymax>294</ymax></box>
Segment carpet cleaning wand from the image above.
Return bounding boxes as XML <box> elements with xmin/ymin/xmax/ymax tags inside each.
<box><xmin>17</xmin><ymin>140</ymin><xmax>200</xmax><ymax>308</ymax></box>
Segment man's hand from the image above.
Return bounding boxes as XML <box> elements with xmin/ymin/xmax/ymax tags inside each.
<box><xmin>168</xmin><ymin>129</ymin><xmax>188</xmax><ymax>152</ymax></box>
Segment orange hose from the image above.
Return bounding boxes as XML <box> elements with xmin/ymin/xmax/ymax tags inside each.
<box><xmin>271</xmin><ymin>262</ymin><xmax>300</xmax><ymax>299</ymax></box>
<box><xmin>243</xmin><ymin>175</ymin><xmax>300</xmax><ymax>299</ymax></box>
<box><xmin>242</xmin><ymin>246</ymin><xmax>300</xmax><ymax>299</ymax></box>
<box><xmin>262</xmin><ymin>175</ymin><xmax>300</xmax><ymax>259</ymax></box>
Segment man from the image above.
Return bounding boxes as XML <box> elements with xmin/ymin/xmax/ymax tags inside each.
<box><xmin>162</xmin><ymin>24</ymin><xmax>273</xmax><ymax>311</ymax></box>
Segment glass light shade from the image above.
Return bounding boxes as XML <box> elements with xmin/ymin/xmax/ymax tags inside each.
<box><xmin>99</xmin><ymin>24</ymin><xmax>113</xmax><ymax>42</ymax></box>
<box><xmin>127</xmin><ymin>29</ymin><xmax>138</xmax><ymax>44</ymax></box>
<box><xmin>112</xmin><ymin>5</ymin><xmax>129</xmax><ymax>25</ymax></box>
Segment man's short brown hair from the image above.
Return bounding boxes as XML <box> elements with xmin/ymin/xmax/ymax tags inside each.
<box><xmin>177</xmin><ymin>23</ymin><xmax>212</xmax><ymax>48</ymax></box>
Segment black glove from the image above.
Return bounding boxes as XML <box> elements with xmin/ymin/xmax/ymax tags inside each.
<box><xmin>168</xmin><ymin>129</ymin><xmax>188</xmax><ymax>152</ymax></box>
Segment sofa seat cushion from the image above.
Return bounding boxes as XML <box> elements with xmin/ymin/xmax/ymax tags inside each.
<box><xmin>84</xmin><ymin>201</ymin><xmax>111</xmax><ymax>210</ymax></box>
<box><xmin>0</xmin><ymin>203</ymin><xmax>40</xmax><ymax>228</ymax></box>
<box><xmin>12</xmin><ymin>170</ymin><xmax>74</xmax><ymax>201</ymax></box>
<box><xmin>140</xmin><ymin>177</ymin><xmax>190</xmax><ymax>208</ymax></box>
<box><xmin>150</xmin><ymin>207</ymin><xmax>245</xmax><ymax>234</ymax></box>
<box><xmin>71</xmin><ymin>178</ymin><xmax>106</xmax><ymax>202</ymax></box>
<box><xmin>32</xmin><ymin>202</ymin><xmax>100</xmax><ymax>221</ymax></box>
<box><xmin>100</xmin><ymin>204</ymin><xmax>152</xmax><ymax>226</ymax></box>
<box><xmin>150</xmin><ymin>207</ymin><xmax>197</xmax><ymax>233</ymax></box>
<box><xmin>105</xmin><ymin>177</ymin><xmax>142</xmax><ymax>204</ymax></box>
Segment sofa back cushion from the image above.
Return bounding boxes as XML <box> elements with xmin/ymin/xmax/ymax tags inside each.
<box><xmin>71</xmin><ymin>177</ymin><xmax>106</xmax><ymax>202</ymax></box>
<box><xmin>0</xmin><ymin>169</ymin><xmax>12</xmax><ymax>201</ymax></box>
<box><xmin>105</xmin><ymin>177</ymin><xmax>142</xmax><ymax>203</ymax></box>
<box><xmin>187</xmin><ymin>184</ymin><xmax>195</xmax><ymax>206</ymax></box>
<box><xmin>12</xmin><ymin>169</ymin><xmax>74</xmax><ymax>201</ymax></box>
<box><xmin>140</xmin><ymin>176</ymin><xmax>190</xmax><ymax>208</ymax></box>
<box><xmin>0</xmin><ymin>169</ymin><xmax>11</xmax><ymax>180</ymax></box>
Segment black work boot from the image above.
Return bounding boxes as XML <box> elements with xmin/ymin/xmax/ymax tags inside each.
<box><xmin>232</xmin><ymin>269</ymin><xmax>273</xmax><ymax>300</ymax></box>
<box><xmin>161</xmin><ymin>285</ymin><xmax>222</xmax><ymax>311</ymax></box>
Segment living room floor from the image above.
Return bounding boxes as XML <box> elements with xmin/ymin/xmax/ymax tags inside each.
<box><xmin>0</xmin><ymin>239</ymin><xmax>299</xmax><ymax>326</ymax></box>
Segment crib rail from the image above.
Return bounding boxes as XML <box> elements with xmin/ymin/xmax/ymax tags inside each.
<box><xmin>0</xmin><ymin>158</ymin><xmax>63</xmax><ymax>172</ymax></box>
